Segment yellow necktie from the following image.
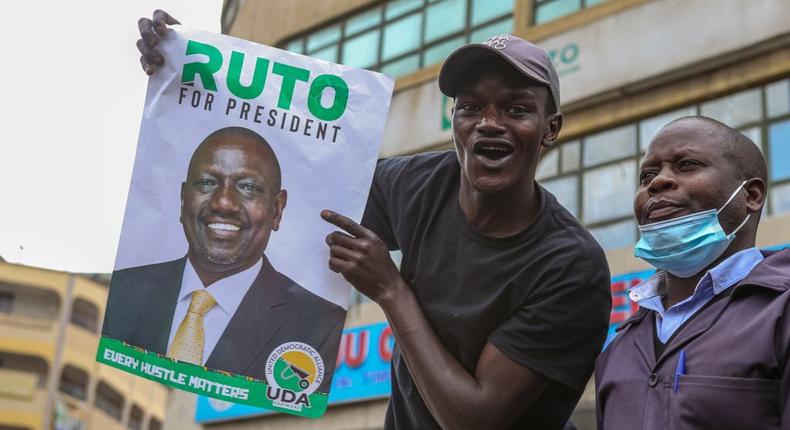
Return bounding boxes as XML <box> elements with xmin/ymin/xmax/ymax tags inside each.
<box><xmin>167</xmin><ymin>290</ymin><xmax>217</xmax><ymax>365</ymax></box>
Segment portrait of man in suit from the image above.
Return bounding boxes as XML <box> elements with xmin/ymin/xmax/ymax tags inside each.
<box><xmin>102</xmin><ymin>126</ymin><xmax>345</xmax><ymax>390</ymax></box>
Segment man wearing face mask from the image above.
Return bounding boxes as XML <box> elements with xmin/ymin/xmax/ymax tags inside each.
<box><xmin>595</xmin><ymin>116</ymin><xmax>790</xmax><ymax>429</ymax></box>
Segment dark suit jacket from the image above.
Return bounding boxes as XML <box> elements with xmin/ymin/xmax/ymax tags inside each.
<box><xmin>101</xmin><ymin>255</ymin><xmax>345</xmax><ymax>392</ymax></box>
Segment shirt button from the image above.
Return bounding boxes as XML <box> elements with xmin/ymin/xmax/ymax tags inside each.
<box><xmin>648</xmin><ymin>373</ymin><xmax>659</xmax><ymax>387</ymax></box>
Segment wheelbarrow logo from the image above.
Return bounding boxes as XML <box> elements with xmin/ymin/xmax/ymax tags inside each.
<box><xmin>265</xmin><ymin>342</ymin><xmax>325</xmax><ymax>410</ymax></box>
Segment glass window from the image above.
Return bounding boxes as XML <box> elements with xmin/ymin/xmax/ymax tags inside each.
<box><xmin>771</xmin><ymin>182</ymin><xmax>790</xmax><ymax>215</ymax></box>
<box><xmin>542</xmin><ymin>176</ymin><xmax>579</xmax><ymax>217</ymax></box>
<box><xmin>285</xmin><ymin>38</ymin><xmax>304</xmax><ymax>54</ymax></box>
<box><xmin>701</xmin><ymin>88</ymin><xmax>762</xmax><ymax>128</ymax></box>
<box><xmin>472</xmin><ymin>0</ymin><xmax>514</xmax><ymax>25</ymax></box>
<box><xmin>740</xmin><ymin>126</ymin><xmax>762</xmax><ymax>152</ymax></box>
<box><xmin>310</xmin><ymin>45</ymin><xmax>338</xmax><ymax>62</ymax></box>
<box><xmin>59</xmin><ymin>365</ymin><xmax>88</xmax><ymax>400</ymax></box>
<box><xmin>533</xmin><ymin>79</ymin><xmax>790</xmax><ymax>232</ymax></box>
<box><xmin>0</xmin><ymin>292</ymin><xmax>13</xmax><ymax>313</ymax></box>
<box><xmin>766</xmin><ymin>79</ymin><xmax>790</xmax><ymax>118</ymax></box>
<box><xmin>535</xmin><ymin>0</ymin><xmax>581</xmax><ymax>24</ymax></box>
<box><xmin>381</xmin><ymin>54</ymin><xmax>420</xmax><ymax>78</ymax></box>
<box><xmin>639</xmin><ymin>106</ymin><xmax>697</xmax><ymax>152</ymax></box>
<box><xmin>95</xmin><ymin>381</ymin><xmax>124</xmax><ymax>420</ymax></box>
<box><xmin>561</xmin><ymin>140</ymin><xmax>581</xmax><ymax>172</ymax></box>
<box><xmin>469</xmin><ymin>18</ymin><xmax>513</xmax><ymax>43</ymax></box>
<box><xmin>386</xmin><ymin>0</ymin><xmax>424</xmax><ymax>20</ymax></box>
<box><xmin>536</xmin><ymin>149</ymin><xmax>560</xmax><ymax>180</ymax></box>
<box><xmin>590</xmin><ymin>219</ymin><xmax>636</xmax><ymax>250</ymax></box>
<box><xmin>425</xmin><ymin>0</ymin><xmax>466</xmax><ymax>43</ymax></box>
<box><xmin>346</xmin><ymin>7</ymin><xmax>382</xmax><ymax>36</ymax></box>
<box><xmin>342</xmin><ymin>30</ymin><xmax>380</xmax><ymax>68</ymax></box>
<box><xmin>282</xmin><ymin>0</ymin><xmax>515</xmax><ymax>81</ymax></box>
<box><xmin>383</xmin><ymin>14</ymin><xmax>423</xmax><ymax>60</ymax></box>
<box><xmin>768</xmin><ymin>119</ymin><xmax>790</xmax><ymax>181</ymax></box>
<box><xmin>71</xmin><ymin>299</ymin><xmax>99</xmax><ymax>332</ymax></box>
<box><xmin>583</xmin><ymin>124</ymin><xmax>636</xmax><ymax>167</ymax></box>
<box><xmin>423</xmin><ymin>36</ymin><xmax>465</xmax><ymax>66</ymax></box>
<box><xmin>583</xmin><ymin>160</ymin><xmax>637</xmax><ymax>224</ymax></box>
<box><xmin>129</xmin><ymin>405</ymin><xmax>144</xmax><ymax>430</ymax></box>
<box><xmin>307</xmin><ymin>24</ymin><xmax>341</xmax><ymax>52</ymax></box>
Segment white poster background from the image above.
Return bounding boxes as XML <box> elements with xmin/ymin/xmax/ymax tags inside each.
<box><xmin>114</xmin><ymin>27</ymin><xmax>393</xmax><ymax>309</ymax></box>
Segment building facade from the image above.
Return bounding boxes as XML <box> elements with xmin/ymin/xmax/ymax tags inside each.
<box><xmin>167</xmin><ymin>0</ymin><xmax>790</xmax><ymax>429</ymax></box>
<box><xmin>0</xmin><ymin>261</ymin><xmax>169</xmax><ymax>430</ymax></box>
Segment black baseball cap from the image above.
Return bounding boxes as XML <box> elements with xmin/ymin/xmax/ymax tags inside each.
<box><xmin>438</xmin><ymin>34</ymin><xmax>561</xmax><ymax>112</ymax></box>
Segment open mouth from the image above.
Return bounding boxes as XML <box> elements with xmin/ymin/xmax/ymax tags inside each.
<box><xmin>473</xmin><ymin>140</ymin><xmax>514</xmax><ymax>161</ymax></box>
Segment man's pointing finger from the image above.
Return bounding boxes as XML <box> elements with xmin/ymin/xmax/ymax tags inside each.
<box><xmin>321</xmin><ymin>210</ymin><xmax>372</xmax><ymax>238</ymax></box>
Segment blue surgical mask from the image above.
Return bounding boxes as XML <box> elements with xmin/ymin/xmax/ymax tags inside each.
<box><xmin>634</xmin><ymin>180</ymin><xmax>750</xmax><ymax>278</ymax></box>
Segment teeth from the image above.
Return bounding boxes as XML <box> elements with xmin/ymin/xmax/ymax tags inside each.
<box><xmin>208</xmin><ymin>223</ymin><xmax>240</xmax><ymax>231</ymax></box>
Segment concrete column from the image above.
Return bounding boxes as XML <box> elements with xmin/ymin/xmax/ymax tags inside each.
<box><xmin>42</xmin><ymin>274</ymin><xmax>75</xmax><ymax>430</ymax></box>
<box><xmin>120</xmin><ymin>374</ymin><xmax>136</xmax><ymax>428</ymax></box>
<box><xmin>83</xmin><ymin>370</ymin><xmax>99</xmax><ymax>429</ymax></box>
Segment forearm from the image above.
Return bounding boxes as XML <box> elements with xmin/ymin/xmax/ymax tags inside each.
<box><xmin>321</xmin><ymin>211</ymin><xmax>541</xmax><ymax>427</ymax></box>
<box><xmin>379</xmin><ymin>279</ymin><xmax>506</xmax><ymax>429</ymax></box>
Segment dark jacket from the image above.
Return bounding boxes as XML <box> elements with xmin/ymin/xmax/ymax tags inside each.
<box><xmin>595</xmin><ymin>248</ymin><xmax>790</xmax><ymax>430</ymax></box>
<box><xmin>101</xmin><ymin>255</ymin><xmax>345</xmax><ymax>392</ymax></box>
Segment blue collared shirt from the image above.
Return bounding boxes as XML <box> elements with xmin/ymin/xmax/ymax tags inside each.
<box><xmin>629</xmin><ymin>247</ymin><xmax>764</xmax><ymax>343</ymax></box>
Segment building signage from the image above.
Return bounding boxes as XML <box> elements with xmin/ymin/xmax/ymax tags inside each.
<box><xmin>548</xmin><ymin>42</ymin><xmax>581</xmax><ymax>77</ymax></box>
<box><xmin>538</xmin><ymin>0</ymin><xmax>790</xmax><ymax>105</ymax></box>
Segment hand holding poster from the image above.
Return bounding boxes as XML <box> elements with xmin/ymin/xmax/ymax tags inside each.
<box><xmin>97</xmin><ymin>26</ymin><xmax>393</xmax><ymax>418</ymax></box>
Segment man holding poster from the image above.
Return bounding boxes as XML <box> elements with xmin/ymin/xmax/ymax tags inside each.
<box><xmin>135</xmin><ymin>10</ymin><xmax>609</xmax><ymax>428</ymax></box>
<box><xmin>103</xmin><ymin>14</ymin><xmax>394</xmax><ymax>418</ymax></box>
<box><xmin>321</xmin><ymin>38</ymin><xmax>612</xmax><ymax>429</ymax></box>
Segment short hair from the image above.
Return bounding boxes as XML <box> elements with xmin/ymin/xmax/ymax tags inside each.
<box><xmin>190</xmin><ymin>126</ymin><xmax>282</xmax><ymax>191</ymax></box>
<box><xmin>665</xmin><ymin>116</ymin><xmax>767</xmax><ymax>183</ymax></box>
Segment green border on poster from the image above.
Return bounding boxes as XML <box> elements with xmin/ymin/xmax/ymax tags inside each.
<box><xmin>96</xmin><ymin>337</ymin><xmax>328</xmax><ymax>418</ymax></box>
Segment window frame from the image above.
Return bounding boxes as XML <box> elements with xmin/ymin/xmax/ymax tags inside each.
<box><xmin>536</xmin><ymin>78</ymin><xmax>790</xmax><ymax>250</ymax></box>
<box><xmin>279</xmin><ymin>0</ymin><xmax>514</xmax><ymax>79</ymax></box>
<box><xmin>532</xmin><ymin>0</ymin><xmax>607</xmax><ymax>25</ymax></box>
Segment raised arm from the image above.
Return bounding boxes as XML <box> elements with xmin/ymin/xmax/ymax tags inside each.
<box><xmin>322</xmin><ymin>210</ymin><xmax>549</xmax><ymax>429</ymax></box>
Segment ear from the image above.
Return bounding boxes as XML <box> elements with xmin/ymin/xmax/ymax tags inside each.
<box><xmin>179</xmin><ymin>182</ymin><xmax>186</xmax><ymax>224</ymax></box>
<box><xmin>744</xmin><ymin>177</ymin><xmax>767</xmax><ymax>214</ymax></box>
<box><xmin>271</xmin><ymin>189</ymin><xmax>287</xmax><ymax>231</ymax></box>
<box><xmin>542</xmin><ymin>113</ymin><xmax>563</xmax><ymax>149</ymax></box>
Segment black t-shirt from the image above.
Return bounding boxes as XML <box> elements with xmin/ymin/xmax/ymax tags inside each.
<box><xmin>361</xmin><ymin>151</ymin><xmax>612</xmax><ymax>430</ymax></box>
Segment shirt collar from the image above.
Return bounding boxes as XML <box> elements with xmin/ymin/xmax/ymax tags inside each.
<box><xmin>708</xmin><ymin>247</ymin><xmax>764</xmax><ymax>294</ymax></box>
<box><xmin>179</xmin><ymin>258</ymin><xmax>263</xmax><ymax>316</ymax></box>
<box><xmin>629</xmin><ymin>247</ymin><xmax>765</xmax><ymax>308</ymax></box>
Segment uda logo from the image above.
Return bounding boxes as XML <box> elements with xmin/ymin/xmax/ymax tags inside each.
<box><xmin>265</xmin><ymin>342</ymin><xmax>324</xmax><ymax>411</ymax></box>
<box><xmin>483</xmin><ymin>34</ymin><xmax>509</xmax><ymax>50</ymax></box>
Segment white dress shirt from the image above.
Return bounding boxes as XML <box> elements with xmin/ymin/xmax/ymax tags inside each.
<box><xmin>167</xmin><ymin>258</ymin><xmax>263</xmax><ymax>364</ymax></box>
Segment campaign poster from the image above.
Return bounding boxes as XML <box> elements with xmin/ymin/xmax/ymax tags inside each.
<box><xmin>96</xmin><ymin>26</ymin><xmax>394</xmax><ymax>418</ymax></box>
